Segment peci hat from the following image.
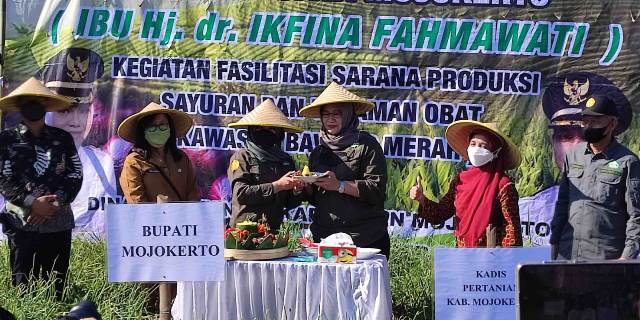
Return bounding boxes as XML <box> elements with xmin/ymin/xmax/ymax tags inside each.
<box><xmin>445</xmin><ymin>120</ymin><xmax>522</xmax><ymax>170</ymax></box>
<box><xmin>0</xmin><ymin>77</ymin><xmax>73</xmax><ymax>112</ymax></box>
<box><xmin>117</xmin><ymin>102</ymin><xmax>193</xmax><ymax>143</ymax></box>
<box><xmin>298</xmin><ymin>82</ymin><xmax>374</xmax><ymax>117</ymax></box>
<box><xmin>229</xmin><ymin>98</ymin><xmax>302</xmax><ymax>132</ymax></box>
<box><xmin>64</xmin><ymin>300</ymin><xmax>102</xmax><ymax>320</ymax></box>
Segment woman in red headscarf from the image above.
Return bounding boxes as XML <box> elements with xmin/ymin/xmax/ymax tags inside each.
<box><xmin>409</xmin><ymin>120</ymin><xmax>523</xmax><ymax>247</ymax></box>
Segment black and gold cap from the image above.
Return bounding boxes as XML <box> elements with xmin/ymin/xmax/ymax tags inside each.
<box><xmin>36</xmin><ymin>47</ymin><xmax>104</xmax><ymax>105</ymax></box>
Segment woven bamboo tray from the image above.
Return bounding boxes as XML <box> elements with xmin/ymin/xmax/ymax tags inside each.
<box><xmin>224</xmin><ymin>246</ymin><xmax>290</xmax><ymax>261</ymax></box>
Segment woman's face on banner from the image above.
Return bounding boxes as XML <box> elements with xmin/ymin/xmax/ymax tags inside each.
<box><xmin>551</xmin><ymin>126</ymin><xmax>584</xmax><ymax>169</ymax></box>
<box><xmin>51</xmin><ymin>103</ymin><xmax>92</xmax><ymax>144</ymax></box>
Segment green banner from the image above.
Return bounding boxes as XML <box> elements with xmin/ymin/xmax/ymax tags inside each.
<box><xmin>2</xmin><ymin>0</ymin><xmax>638</xmax><ymax>238</ymax></box>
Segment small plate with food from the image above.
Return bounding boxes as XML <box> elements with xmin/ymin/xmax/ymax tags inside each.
<box><xmin>293</xmin><ymin>166</ymin><xmax>328</xmax><ymax>183</ymax></box>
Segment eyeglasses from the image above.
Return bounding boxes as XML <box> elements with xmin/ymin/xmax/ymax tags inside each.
<box><xmin>146</xmin><ymin>124</ymin><xmax>169</xmax><ymax>132</ymax></box>
<box><xmin>320</xmin><ymin>112</ymin><xmax>343</xmax><ymax>120</ymax></box>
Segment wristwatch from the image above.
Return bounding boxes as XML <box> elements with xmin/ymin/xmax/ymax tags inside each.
<box><xmin>338</xmin><ymin>181</ymin><xmax>346</xmax><ymax>194</ymax></box>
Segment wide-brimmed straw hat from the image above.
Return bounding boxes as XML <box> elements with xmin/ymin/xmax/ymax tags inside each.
<box><xmin>299</xmin><ymin>82</ymin><xmax>374</xmax><ymax>117</ymax></box>
<box><xmin>229</xmin><ymin>99</ymin><xmax>302</xmax><ymax>132</ymax></box>
<box><xmin>117</xmin><ymin>102</ymin><xmax>193</xmax><ymax>143</ymax></box>
<box><xmin>0</xmin><ymin>77</ymin><xmax>73</xmax><ymax>112</ymax></box>
<box><xmin>445</xmin><ymin>120</ymin><xmax>522</xmax><ymax>170</ymax></box>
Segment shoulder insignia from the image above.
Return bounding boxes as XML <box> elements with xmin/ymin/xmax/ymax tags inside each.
<box><xmin>230</xmin><ymin>159</ymin><xmax>240</xmax><ymax>172</ymax></box>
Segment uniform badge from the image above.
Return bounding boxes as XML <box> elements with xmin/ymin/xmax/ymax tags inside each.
<box><xmin>230</xmin><ymin>159</ymin><xmax>240</xmax><ymax>172</ymax></box>
<box><xmin>608</xmin><ymin>161</ymin><xmax>620</xmax><ymax>169</ymax></box>
<box><xmin>67</xmin><ymin>54</ymin><xmax>89</xmax><ymax>82</ymax></box>
<box><xmin>586</xmin><ymin>97</ymin><xmax>596</xmax><ymax>108</ymax></box>
<box><xmin>563</xmin><ymin>78</ymin><xmax>590</xmax><ymax>105</ymax></box>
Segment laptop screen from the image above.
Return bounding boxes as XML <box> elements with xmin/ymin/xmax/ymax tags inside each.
<box><xmin>517</xmin><ymin>262</ymin><xmax>640</xmax><ymax>320</ymax></box>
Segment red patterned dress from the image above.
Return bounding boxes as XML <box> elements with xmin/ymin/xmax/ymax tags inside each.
<box><xmin>418</xmin><ymin>175</ymin><xmax>522</xmax><ymax>247</ymax></box>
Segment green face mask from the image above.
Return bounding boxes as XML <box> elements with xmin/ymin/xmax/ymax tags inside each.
<box><xmin>144</xmin><ymin>126</ymin><xmax>171</xmax><ymax>147</ymax></box>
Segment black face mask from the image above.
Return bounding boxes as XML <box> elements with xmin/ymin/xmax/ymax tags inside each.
<box><xmin>20</xmin><ymin>102</ymin><xmax>46</xmax><ymax>122</ymax></box>
<box><xmin>582</xmin><ymin>125</ymin><xmax>609</xmax><ymax>143</ymax></box>
<box><xmin>249</xmin><ymin>128</ymin><xmax>284</xmax><ymax>149</ymax></box>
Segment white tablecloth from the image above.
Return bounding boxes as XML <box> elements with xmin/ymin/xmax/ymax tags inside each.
<box><xmin>172</xmin><ymin>255</ymin><xmax>393</xmax><ymax>320</ymax></box>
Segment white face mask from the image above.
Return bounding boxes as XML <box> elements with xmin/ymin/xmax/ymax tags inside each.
<box><xmin>467</xmin><ymin>146</ymin><xmax>500</xmax><ymax>167</ymax></box>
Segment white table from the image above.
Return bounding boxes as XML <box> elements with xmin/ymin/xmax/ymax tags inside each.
<box><xmin>172</xmin><ymin>255</ymin><xmax>393</xmax><ymax>320</ymax></box>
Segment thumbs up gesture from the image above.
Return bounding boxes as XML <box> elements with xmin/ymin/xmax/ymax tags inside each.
<box><xmin>409</xmin><ymin>176</ymin><xmax>424</xmax><ymax>202</ymax></box>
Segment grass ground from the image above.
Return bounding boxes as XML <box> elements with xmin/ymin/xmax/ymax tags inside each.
<box><xmin>0</xmin><ymin>239</ymin><xmax>154</xmax><ymax>319</ymax></box>
<box><xmin>388</xmin><ymin>234</ymin><xmax>455</xmax><ymax>320</ymax></box>
<box><xmin>0</xmin><ymin>235</ymin><xmax>454</xmax><ymax>319</ymax></box>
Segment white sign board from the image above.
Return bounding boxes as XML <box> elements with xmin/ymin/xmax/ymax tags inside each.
<box><xmin>435</xmin><ymin>247</ymin><xmax>550</xmax><ymax>320</ymax></box>
<box><xmin>107</xmin><ymin>202</ymin><xmax>224</xmax><ymax>282</ymax></box>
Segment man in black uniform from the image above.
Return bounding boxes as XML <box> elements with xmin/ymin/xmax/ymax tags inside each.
<box><xmin>0</xmin><ymin>77</ymin><xmax>82</xmax><ymax>297</ymax></box>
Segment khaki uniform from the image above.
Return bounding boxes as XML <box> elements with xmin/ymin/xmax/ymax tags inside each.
<box><xmin>228</xmin><ymin>149</ymin><xmax>301</xmax><ymax>230</ymax></box>
<box><xmin>120</xmin><ymin>149</ymin><xmax>199</xmax><ymax>203</ymax></box>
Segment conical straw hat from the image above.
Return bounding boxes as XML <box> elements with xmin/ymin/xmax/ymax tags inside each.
<box><xmin>445</xmin><ymin>120</ymin><xmax>522</xmax><ymax>170</ymax></box>
<box><xmin>0</xmin><ymin>77</ymin><xmax>73</xmax><ymax>112</ymax></box>
<box><xmin>229</xmin><ymin>99</ymin><xmax>303</xmax><ymax>132</ymax></box>
<box><xmin>299</xmin><ymin>82</ymin><xmax>374</xmax><ymax>117</ymax></box>
<box><xmin>118</xmin><ymin>102</ymin><xmax>194</xmax><ymax>143</ymax></box>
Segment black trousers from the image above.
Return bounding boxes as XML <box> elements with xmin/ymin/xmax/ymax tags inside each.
<box><xmin>3</xmin><ymin>224</ymin><xmax>71</xmax><ymax>297</ymax></box>
<box><xmin>364</xmin><ymin>232</ymin><xmax>391</xmax><ymax>259</ymax></box>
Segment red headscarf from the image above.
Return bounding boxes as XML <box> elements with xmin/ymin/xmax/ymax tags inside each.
<box><xmin>453</xmin><ymin>151</ymin><xmax>510</xmax><ymax>247</ymax></box>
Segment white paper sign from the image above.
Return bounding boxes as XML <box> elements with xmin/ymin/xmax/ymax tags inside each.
<box><xmin>107</xmin><ymin>202</ymin><xmax>224</xmax><ymax>282</ymax></box>
<box><xmin>435</xmin><ymin>247</ymin><xmax>550</xmax><ymax>320</ymax></box>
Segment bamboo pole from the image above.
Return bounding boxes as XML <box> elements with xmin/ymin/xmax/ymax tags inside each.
<box><xmin>486</xmin><ymin>224</ymin><xmax>496</xmax><ymax>248</ymax></box>
<box><xmin>156</xmin><ymin>195</ymin><xmax>175</xmax><ymax>320</ymax></box>
<box><xmin>0</xmin><ymin>0</ymin><xmax>6</xmax><ymax>131</ymax></box>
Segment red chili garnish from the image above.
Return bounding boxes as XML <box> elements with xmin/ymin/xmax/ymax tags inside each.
<box><xmin>298</xmin><ymin>238</ymin><xmax>318</xmax><ymax>248</ymax></box>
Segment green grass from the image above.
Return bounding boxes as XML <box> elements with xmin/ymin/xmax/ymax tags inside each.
<box><xmin>0</xmin><ymin>236</ymin><xmax>453</xmax><ymax>319</ymax></box>
<box><xmin>389</xmin><ymin>234</ymin><xmax>455</xmax><ymax>320</ymax></box>
<box><xmin>0</xmin><ymin>239</ymin><xmax>154</xmax><ymax>319</ymax></box>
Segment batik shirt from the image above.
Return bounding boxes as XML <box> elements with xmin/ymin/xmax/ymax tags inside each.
<box><xmin>0</xmin><ymin>123</ymin><xmax>82</xmax><ymax>233</ymax></box>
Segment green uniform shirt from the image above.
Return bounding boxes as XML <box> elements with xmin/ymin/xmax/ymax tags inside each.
<box><xmin>551</xmin><ymin>141</ymin><xmax>640</xmax><ymax>260</ymax></box>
